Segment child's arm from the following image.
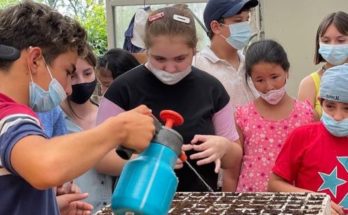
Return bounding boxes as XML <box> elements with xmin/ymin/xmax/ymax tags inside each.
<box><xmin>222</xmin><ymin>160</ymin><xmax>241</xmax><ymax>192</ymax></box>
<box><xmin>222</xmin><ymin>125</ymin><xmax>244</xmax><ymax>191</ymax></box>
<box><xmin>268</xmin><ymin>173</ymin><xmax>345</xmax><ymax>215</ymax></box>
<box><xmin>298</xmin><ymin>75</ymin><xmax>316</xmax><ymax>108</ymax></box>
<box><xmin>268</xmin><ymin>173</ymin><xmax>310</xmax><ymax>192</ymax></box>
<box><xmin>9</xmin><ymin>105</ymin><xmax>154</xmax><ymax>189</ymax></box>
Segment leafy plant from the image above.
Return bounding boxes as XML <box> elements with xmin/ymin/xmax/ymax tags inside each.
<box><xmin>0</xmin><ymin>0</ymin><xmax>107</xmax><ymax>56</ymax></box>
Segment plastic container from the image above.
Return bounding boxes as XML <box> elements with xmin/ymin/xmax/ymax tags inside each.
<box><xmin>112</xmin><ymin>110</ymin><xmax>184</xmax><ymax>215</ymax></box>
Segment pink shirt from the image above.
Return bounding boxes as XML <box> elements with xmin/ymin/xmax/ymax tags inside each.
<box><xmin>236</xmin><ymin>100</ymin><xmax>314</xmax><ymax>192</ymax></box>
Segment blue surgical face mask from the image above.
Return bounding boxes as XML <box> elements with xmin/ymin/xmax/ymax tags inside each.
<box><xmin>224</xmin><ymin>21</ymin><xmax>252</xmax><ymax>50</ymax></box>
<box><xmin>319</xmin><ymin>43</ymin><xmax>348</xmax><ymax>65</ymax></box>
<box><xmin>29</xmin><ymin>63</ymin><xmax>67</xmax><ymax>112</ymax></box>
<box><xmin>321</xmin><ymin>111</ymin><xmax>348</xmax><ymax>137</ymax></box>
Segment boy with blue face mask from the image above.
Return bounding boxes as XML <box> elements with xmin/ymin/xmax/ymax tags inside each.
<box><xmin>269</xmin><ymin>64</ymin><xmax>348</xmax><ymax>215</ymax></box>
<box><xmin>0</xmin><ymin>2</ymin><xmax>154</xmax><ymax>215</ymax></box>
<box><xmin>193</xmin><ymin>0</ymin><xmax>259</xmax><ymax>107</ymax></box>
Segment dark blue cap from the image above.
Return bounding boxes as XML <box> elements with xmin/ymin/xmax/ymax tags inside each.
<box><xmin>204</xmin><ymin>0</ymin><xmax>258</xmax><ymax>31</ymax></box>
<box><xmin>0</xmin><ymin>44</ymin><xmax>20</xmax><ymax>61</ymax></box>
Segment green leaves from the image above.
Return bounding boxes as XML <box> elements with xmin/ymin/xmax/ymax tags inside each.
<box><xmin>78</xmin><ymin>2</ymin><xmax>107</xmax><ymax>56</ymax></box>
<box><xmin>0</xmin><ymin>0</ymin><xmax>19</xmax><ymax>9</ymax></box>
<box><xmin>0</xmin><ymin>0</ymin><xmax>107</xmax><ymax>56</ymax></box>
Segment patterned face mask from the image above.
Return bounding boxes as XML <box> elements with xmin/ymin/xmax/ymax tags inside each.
<box><xmin>258</xmin><ymin>86</ymin><xmax>286</xmax><ymax>105</ymax></box>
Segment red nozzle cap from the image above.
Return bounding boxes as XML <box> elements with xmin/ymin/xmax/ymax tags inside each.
<box><xmin>179</xmin><ymin>151</ymin><xmax>187</xmax><ymax>162</ymax></box>
<box><xmin>159</xmin><ymin>110</ymin><xmax>184</xmax><ymax>128</ymax></box>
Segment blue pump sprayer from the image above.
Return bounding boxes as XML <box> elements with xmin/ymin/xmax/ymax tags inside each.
<box><xmin>112</xmin><ymin>110</ymin><xmax>185</xmax><ymax>215</ymax></box>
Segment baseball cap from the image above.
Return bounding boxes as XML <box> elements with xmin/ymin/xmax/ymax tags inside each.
<box><xmin>0</xmin><ymin>44</ymin><xmax>20</xmax><ymax>61</ymax></box>
<box><xmin>203</xmin><ymin>0</ymin><xmax>258</xmax><ymax>31</ymax></box>
<box><xmin>320</xmin><ymin>63</ymin><xmax>348</xmax><ymax>103</ymax></box>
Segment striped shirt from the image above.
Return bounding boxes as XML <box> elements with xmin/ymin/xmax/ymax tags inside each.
<box><xmin>0</xmin><ymin>93</ymin><xmax>59</xmax><ymax>215</ymax></box>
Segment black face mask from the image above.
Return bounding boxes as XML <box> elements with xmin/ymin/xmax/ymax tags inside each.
<box><xmin>70</xmin><ymin>79</ymin><xmax>97</xmax><ymax>104</ymax></box>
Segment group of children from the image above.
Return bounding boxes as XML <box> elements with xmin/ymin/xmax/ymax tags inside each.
<box><xmin>0</xmin><ymin>0</ymin><xmax>347</xmax><ymax>215</ymax></box>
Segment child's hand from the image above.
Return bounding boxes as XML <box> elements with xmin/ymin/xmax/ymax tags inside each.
<box><xmin>57</xmin><ymin>181</ymin><xmax>80</xmax><ymax>195</ymax></box>
<box><xmin>331</xmin><ymin>201</ymin><xmax>344</xmax><ymax>215</ymax></box>
<box><xmin>189</xmin><ymin>135</ymin><xmax>229</xmax><ymax>173</ymax></box>
<box><xmin>113</xmin><ymin>105</ymin><xmax>155</xmax><ymax>152</ymax></box>
<box><xmin>174</xmin><ymin>159</ymin><xmax>183</xmax><ymax>169</ymax></box>
<box><xmin>174</xmin><ymin>144</ymin><xmax>195</xmax><ymax>169</ymax></box>
<box><xmin>57</xmin><ymin>192</ymin><xmax>93</xmax><ymax>215</ymax></box>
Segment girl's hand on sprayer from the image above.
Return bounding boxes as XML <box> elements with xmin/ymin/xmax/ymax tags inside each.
<box><xmin>174</xmin><ymin>144</ymin><xmax>193</xmax><ymax>169</ymax></box>
<box><xmin>189</xmin><ymin>135</ymin><xmax>228</xmax><ymax>173</ymax></box>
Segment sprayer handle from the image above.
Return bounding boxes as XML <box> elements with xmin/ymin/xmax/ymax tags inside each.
<box><xmin>116</xmin><ymin>146</ymin><xmax>134</xmax><ymax>160</ymax></box>
<box><xmin>115</xmin><ymin>115</ymin><xmax>163</xmax><ymax>160</ymax></box>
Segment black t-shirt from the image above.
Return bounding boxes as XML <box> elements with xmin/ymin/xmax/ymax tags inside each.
<box><xmin>105</xmin><ymin>65</ymin><xmax>230</xmax><ymax>191</ymax></box>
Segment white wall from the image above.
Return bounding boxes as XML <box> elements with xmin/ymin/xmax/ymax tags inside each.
<box><xmin>259</xmin><ymin>0</ymin><xmax>348</xmax><ymax>96</ymax></box>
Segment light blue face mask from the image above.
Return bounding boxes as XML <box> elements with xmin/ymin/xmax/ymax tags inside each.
<box><xmin>225</xmin><ymin>21</ymin><xmax>252</xmax><ymax>50</ymax></box>
<box><xmin>319</xmin><ymin>43</ymin><xmax>348</xmax><ymax>65</ymax></box>
<box><xmin>321</xmin><ymin>111</ymin><xmax>348</xmax><ymax>137</ymax></box>
<box><xmin>29</xmin><ymin>64</ymin><xmax>67</xmax><ymax>112</ymax></box>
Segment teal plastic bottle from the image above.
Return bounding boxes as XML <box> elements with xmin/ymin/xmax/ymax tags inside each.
<box><xmin>112</xmin><ymin>110</ymin><xmax>184</xmax><ymax>215</ymax></box>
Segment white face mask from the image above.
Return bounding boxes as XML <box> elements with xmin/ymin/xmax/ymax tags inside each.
<box><xmin>145</xmin><ymin>62</ymin><xmax>192</xmax><ymax>85</ymax></box>
<box><xmin>258</xmin><ymin>86</ymin><xmax>286</xmax><ymax>105</ymax></box>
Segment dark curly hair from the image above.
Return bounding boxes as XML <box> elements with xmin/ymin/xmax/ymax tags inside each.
<box><xmin>0</xmin><ymin>1</ymin><xmax>87</xmax><ymax>69</ymax></box>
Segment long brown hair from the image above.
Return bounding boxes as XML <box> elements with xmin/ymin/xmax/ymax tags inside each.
<box><xmin>144</xmin><ymin>4</ymin><xmax>198</xmax><ymax>49</ymax></box>
<box><xmin>314</xmin><ymin>11</ymin><xmax>348</xmax><ymax>64</ymax></box>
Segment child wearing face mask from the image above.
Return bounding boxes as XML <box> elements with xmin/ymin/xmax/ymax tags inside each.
<box><xmin>0</xmin><ymin>2</ymin><xmax>155</xmax><ymax>215</ymax></box>
<box><xmin>298</xmin><ymin>11</ymin><xmax>348</xmax><ymax>120</ymax></box>
<box><xmin>193</xmin><ymin>0</ymin><xmax>259</xmax><ymax>107</ymax></box>
<box><xmin>194</xmin><ymin>0</ymin><xmax>260</xmax><ymax>191</ymax></box>
<box><xmin>97</xmin><ymin>4</ymin><xmax>243</xmax><ymax>192</ymax></box>
<box><xmin>269</xmin><ymin>63</ymin><xmax>348</xmax><ymax>215</ymax></box>
<box><xmin>60</xmin><ymin>45</ymin><xmax>112</xmax><ymax>214</ymax></box>
<box><xmin>223</xmin><ymin>40</ymin><xmax>314</xmax><ymax>192</ymax></box>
